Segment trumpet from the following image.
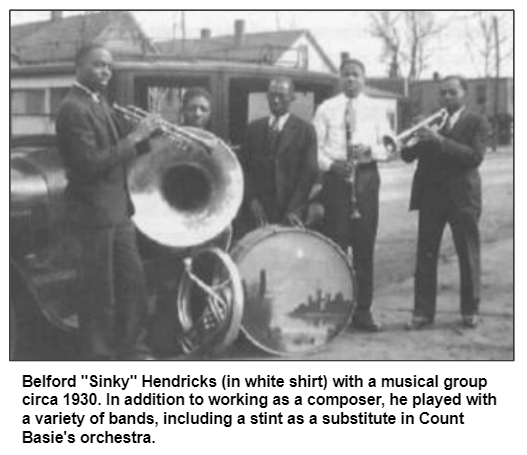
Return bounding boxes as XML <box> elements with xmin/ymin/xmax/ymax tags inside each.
<box><xmin>113</xmin><ymin>103</ymin><xmax>220</xmax><ymax>152</ymax></box>
<box><xmin>383</xmin><ymin>108</ymin><xmax>448</xmax><ymax>153</ymax></box>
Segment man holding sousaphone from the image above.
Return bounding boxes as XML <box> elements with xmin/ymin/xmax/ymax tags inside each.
<box><xmin>313</xmin><ymin>57</ymin><xmax>394</xmax><ymax>333</ymax></box>
<box><xmin>56</xmin><ymin>43</ymin><xmax>164</xmax><ymax>360</ymax></box>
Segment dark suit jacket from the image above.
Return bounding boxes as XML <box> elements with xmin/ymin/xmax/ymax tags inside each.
<box><xmin>241</xmin><ymin>114</ymin><xmax>318</xmax><ymax>218</ymax></box>
<box><xmin>401</xmin><ymin>109</ymin><xmax>488</xmax><ymax>213</ymax></box>
<box><xmin>56</xmin><ymin>86</ymin><xmax>139</xmax><ymax>227</ymax></box>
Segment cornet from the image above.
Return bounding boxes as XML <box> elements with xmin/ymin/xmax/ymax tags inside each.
<box><xmin>383</xmin><ymin>108</ymin><xmax>448</xmax><ymax>154</ymax></box>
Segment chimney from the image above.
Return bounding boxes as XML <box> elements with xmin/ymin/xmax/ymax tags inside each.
<box><xmin>50</xmin><ymin>11</ymin><xmax>63</xmax><ymax>22</ymax></box>
<box><xmin>234</xmin><ymin>19</ymin><xmax>245</xmax><ymax>46</ymax></box>
<box><xmin>340</xmin><ymin>52</ymin><xmax>350</xmax><ymax>64</ymax></box>
<box><xmin>433</xmin><ymin>71</ymin><xmax>441</xmax><ymax>81</ymax></box>
<box><xmin>201</xmin><ymin>28</ymin><xmax>211</xmax><ymax>40</ymax></box>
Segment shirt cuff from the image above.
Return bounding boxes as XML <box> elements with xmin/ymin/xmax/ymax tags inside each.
<box><xmin>371</xmin><ymin>144</ymin><xmax>389</xmax><ymax>161</ymax></box>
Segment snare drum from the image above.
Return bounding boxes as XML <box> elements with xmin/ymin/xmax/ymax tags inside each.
<box><xmin>230</xmin><ymin>226</ymin><xmax>355</xmax><ymax>355</ymax></box>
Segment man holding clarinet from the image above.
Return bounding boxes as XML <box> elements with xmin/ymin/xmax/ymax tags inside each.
<box><xmin>313</xmin><ymin>56</ymin><xmax>394</xmax><ymax>332</ymax></box>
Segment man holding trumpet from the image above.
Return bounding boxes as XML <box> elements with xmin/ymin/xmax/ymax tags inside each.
<box><xmin>401</xmin><ymin>75</ymin><xmax>489</xmax><ymax>330</ymax></box>
<box><xmin>56</xmin><ymin>43</ymin><xmax>163</xmax><ymax>360</ymax></box>
<box><xmin>313</xmin><ymin>57</ymin><xmax>394</xmax><ymax>332</ymax></box>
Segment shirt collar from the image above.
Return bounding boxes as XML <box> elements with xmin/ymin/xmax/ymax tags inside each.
<box><xmin>73</xmin><ymin>82</ymin><xmax>101</xmax><ymax>103</ymax></box>
<box><xmin>269</xmin><ymin>113</ymin><xmax>290</xmax><ymax>131</ymax></box>
<box><xmin>447</xmin><ymin>106</ymin><xmax>465</xmax><ymax>128</ymax></box>
<box><xmin>449</xmin><ymin>106</ymin><xmax>465</xmax><ymax>120</ymax></box>
<box><xmin>340</xmin><ymin>92</ymin><xmax>365</xmax><ymax>105</ymax></box>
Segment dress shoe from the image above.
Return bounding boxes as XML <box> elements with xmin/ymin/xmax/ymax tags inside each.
<box><xmin>352</xmin><ymin>318</ymin><xmax>382</xmax><ymax>333</ymax></box>
<box><xmin>462</xmin><ymin>315</ymin><xmax>479</xmax><ymax>328</ymax></box>
<box><xmin>405</xmin><ymin>316</ymin><xmax>433</xmax><ymax>331</ymax></box>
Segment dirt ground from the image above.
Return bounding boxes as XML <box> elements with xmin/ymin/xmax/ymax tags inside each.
<box><xmin>13</xmin><ymin>147</ymin><xmax>513</xmax><ymax>361</ymax></box>
<box><xmin>220</xmin><ymin>146</ymin><xmax>514</xmax><ymax>361</ymax></box>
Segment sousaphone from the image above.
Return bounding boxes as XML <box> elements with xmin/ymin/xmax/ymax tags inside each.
<box><xmin>116</xmin><ymin>104</ymin><xmax>245</xmax><ymax>355</ymax></box>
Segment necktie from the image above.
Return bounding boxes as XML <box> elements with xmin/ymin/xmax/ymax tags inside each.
<box><xmin>345</xmin><ymin>98</ymin><xmax>356</xmax><ymax>143</ymax></box>
<box><xmin>345</xmin><ymin>98</ymin><xmax>356</xmax><ymax>159</ymax></box>
<box><xmin>268</xmin><ymin>116</ymin><xmax>280</xmax><ymax>155</ymax></box>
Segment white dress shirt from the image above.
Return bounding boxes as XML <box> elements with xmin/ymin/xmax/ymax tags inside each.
<box><xmin>268</xmin><ymin>113</ymin><xmax>291</xmax><ymax>132</ymax></box>
<box><xmin>313</xmin><ymin>92</ymin><xmax>394</xmax><ymax>171</ymax></box>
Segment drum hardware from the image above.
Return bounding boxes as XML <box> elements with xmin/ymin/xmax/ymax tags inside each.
<box><xmin>382</xmin><ymin>108</ymin><xmax>449</xmax><ymax>154</ymax></box>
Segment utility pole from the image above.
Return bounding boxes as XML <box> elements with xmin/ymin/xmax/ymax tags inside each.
<box><xmin>275</xmin><ymin>11</ymin><xmax>282</xmax><ymax>31</ymax></box>
<box><xmin>172</xmin><ymin>12</ymin><xmax>178</xmax><ymax>41</ymax></box>
<box><xmin>181</xmin><ymin>11</ymin><xmax>186</xmax><ymax>41</ymax></box>
<box><xmin>492</xmin><ymin>15</ymin><xmax>500</xmax><ymax>152</ymax></box>
<box><xmin>180</xmin><ymin>11</ymin><xmax>187</xmax><ymax>54</ymax></box>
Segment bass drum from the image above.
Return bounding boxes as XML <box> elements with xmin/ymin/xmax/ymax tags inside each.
<box><xmin>230</xmin><ymin>226</ymin><xmax>355</xmax><ymax>355</ymax></box>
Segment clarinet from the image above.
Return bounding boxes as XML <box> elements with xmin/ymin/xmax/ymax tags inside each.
<box><xmin>345</xmin><ymin>115</ymin><xmax>361</xmax><ymax>220</ymax></box>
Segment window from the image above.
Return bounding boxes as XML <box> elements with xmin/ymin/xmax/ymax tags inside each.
<box><xmin>11</xmin><ymin>89</ymin><xmax>46</xmax><ymax>115</ymax></box>
<box><xmin>228</xmin><ymin>76</ymin><xmax>333</xmax><ymax>146</ymax></box>
<box><xmin>50</xmin><ymin>87</ymin><xmax>70</xmax><ymax>116</ymax></box>
<box><xmin>134</xmin><ymin>77</ymin><xmax>212</xmax><ymax>125</ymax></box>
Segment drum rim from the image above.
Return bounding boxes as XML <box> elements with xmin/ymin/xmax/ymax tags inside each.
<box><xmin>230</xmin><ymin>225</ymin><xmax>356</xmax><ymax>356</ymax></box>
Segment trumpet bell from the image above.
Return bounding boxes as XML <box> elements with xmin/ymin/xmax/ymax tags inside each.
<box><xmin>128</xmin><ymin>136</ymin><xmax>244</xmax><ymax>249</ymax></box>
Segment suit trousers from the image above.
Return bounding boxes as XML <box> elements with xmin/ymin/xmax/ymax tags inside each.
<box><xmin>75</xmin><ymin>220</ymin><xmax>148</xmax><ymax>360</ymax></box>
<box><xmin>322</xmin><ymin>164</ymin><xmax>380</xmax><ymax>319</ymax></box>
<box><xmin>414</xmin><ymin>198</ymin><xmax>481</xmax><ymax>320</ymax></box>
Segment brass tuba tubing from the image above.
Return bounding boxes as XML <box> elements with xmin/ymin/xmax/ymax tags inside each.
<box><xmin>113</xmin><ymin>103</ymin><xmax>219</xmax><ymax>151</ymax></box>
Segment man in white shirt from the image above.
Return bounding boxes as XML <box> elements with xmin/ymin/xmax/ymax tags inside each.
<box><xmin>313</xmin><ymin>58</ymin><xmax>394</xmax><ymax>332</ymax></box>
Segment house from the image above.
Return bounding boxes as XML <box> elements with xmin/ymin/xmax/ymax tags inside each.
<box><xmin>11</xmin><ymin>10</ymin><xmax>156</xmax><ymax>65</ymax></box>
<box><xmin>10</xmin><ymin>45</ymin><xmax>20</xmax><ymax>67</ymax></box>
<box><xmin>156</xmin><ymin>20</ymin><xmax>337</xmax><ymax>74</ymax></box>
<box><xmin>10</xmin><ymin>11</ymin><xmax>157</xmax><ymax>136</ymax></box>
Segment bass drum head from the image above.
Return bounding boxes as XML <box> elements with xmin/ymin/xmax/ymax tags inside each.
<box><xmin>231</xmin><ymin>226</ymin><xmax>355</xmax><ymax>355</ymax></box>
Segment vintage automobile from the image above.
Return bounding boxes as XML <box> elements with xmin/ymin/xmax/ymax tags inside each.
<box><xmin>10</xmin><ymin>58</ymin><xmax>338</xmax><ymax>359</ymax></box>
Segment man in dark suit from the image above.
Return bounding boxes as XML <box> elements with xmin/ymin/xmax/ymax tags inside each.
<box><xmin>241</xmin><ymin>78</ymin><xmax>318</xmax><ymax>228</ymax></box>
<box><xmin>402</xmin><ymin>75</ymin><xmax>488</xmax><ymax>329</ymax></box>
<box><xmin>56</xmin><ymin>43</ymin><xmax>162</xmax><ymax>360</ymax></box>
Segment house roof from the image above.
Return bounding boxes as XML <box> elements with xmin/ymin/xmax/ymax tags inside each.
<box><xmin>156</xmin><ymin>29</ymin><xmax>337</xmax><ymax>73</ymax></box>
<box><xmin>11</xmin><ymin>11</ymin><xmax>156</xmax><ymax>64</ymax></box>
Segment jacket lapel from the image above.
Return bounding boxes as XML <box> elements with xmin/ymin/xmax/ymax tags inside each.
<box><xmin>445</xmin><ymin>108</ymin><xmax>469</xmax><ymax>138</ymax></box>
<box><xmin>275</xmin><ymin>115</ymin><xmax>297</xmax><ymax>156</ymax></box>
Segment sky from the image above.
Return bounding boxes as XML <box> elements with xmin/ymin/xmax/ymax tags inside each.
<box><xmin>10</xmin><ymin>10</ymin><xmax>514</xmax><ymax>79</ymax></box>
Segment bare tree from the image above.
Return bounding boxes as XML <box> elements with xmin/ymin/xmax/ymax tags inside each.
<box><xmin>369</xmin><ymin>11</ymin><xmax>444</xmax><ymax>80</ymax></box>
<box><xmin>464</xmin><ymin>11</ymin><xmax>512</xmax><ymax>78</ymax></box>
<box><xmin>463</xmin><ymin>12</ymin><xmax>513</xmax><ymax>150</ymax></box>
